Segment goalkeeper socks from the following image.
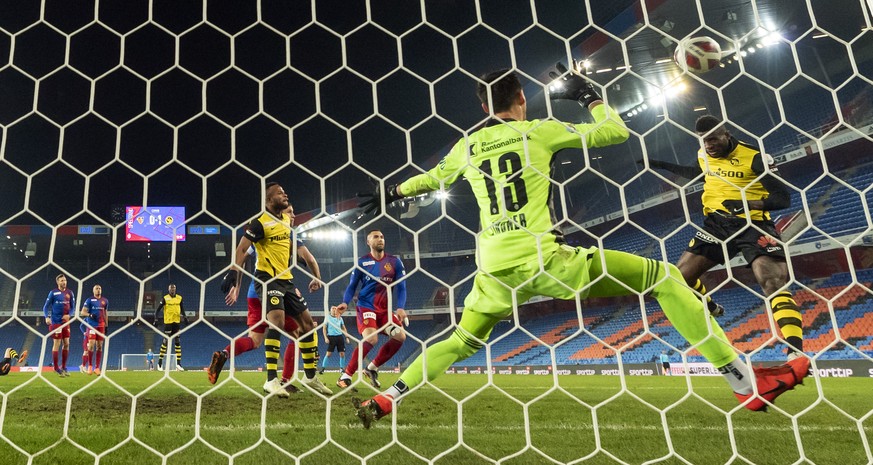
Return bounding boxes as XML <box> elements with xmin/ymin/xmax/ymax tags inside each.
<box><xmin>770</xmin><ymin>291</ymin><xmax>803</xmax><ymax>353</ymax></box>
<box><xmin>717</xmin><ymin>359</ymin><xmax>753</xmax><ymax>395</ymax></box>
<box><xmin>372</xmin><ymin>339</ymin><xmax>403</xmax><ymax>368</ymax></box>
<box><xmin>225</xmin><ymin>336</ymin><xmax>255</xmax><ymax>357</ymax></box>
<box><xmin>264</xmin><ymin>329</ymin><xmax>280</xmax><ymax>381</ymax></box>
<box><xmin>299</xmin><ymin>334</ymin><xmax>317</xmax><ymax>379</ymax></box>
<box><xmin>384</xmin><ymin>379</ymin><xmax>409</xmax><ymax>399</ymax></box>
<box><xmin>282</xmin><ymin>340</ymin><xmax>297</xmax><ymax>381</ymax></box>
<box><xmin>344</xmin><ymin>341</ymin><xmax>374</xmax><ymax>376</ymax></box>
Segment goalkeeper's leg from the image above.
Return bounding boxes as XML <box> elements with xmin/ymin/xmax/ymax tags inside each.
<box><xmin>358</xmin><ymin>272</ymin><xmax>509</xmax><ymax>427</ymax></box>
<box><xmin>586</xmin><ymin>249</ymin><xmax>808</xmax><ymax>408</ymax></box>
<box><xmin>358</xmin><ymin>312</ymin><xmax>500</xmax><ymax>427</ymax></box>
<box><xmin>386</xmin><ymin>274</ymin><xmax>507</xmax><ymax>396</ymax></box>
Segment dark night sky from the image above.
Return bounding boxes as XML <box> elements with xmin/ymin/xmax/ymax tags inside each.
<box><xmin>0</xmin><ymin>0</ymin><xmax>870</xmax><ymax>243</ymax></box>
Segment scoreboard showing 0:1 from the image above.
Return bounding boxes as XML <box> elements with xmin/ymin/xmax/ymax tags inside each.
<box><xmin>125</xmin><ymin>206</ymin><xmax>186</xmax><ymax>242</ymax></box>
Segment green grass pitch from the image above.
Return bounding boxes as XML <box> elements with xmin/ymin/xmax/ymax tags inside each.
<box><xmin>1</xmin><ymin>371</ymin><xmax>870</xmax><ymax>465</ymax></box>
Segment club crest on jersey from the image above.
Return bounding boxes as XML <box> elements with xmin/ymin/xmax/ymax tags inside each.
<box><xmin>384</xmin><ymin>263</ymin><xmax>393</xmax><ymax>272</ymax></box>
<box><xmin>270</xmin><ymin>296</ymin><xmax>280</xmax><ymax>305</ymax></box>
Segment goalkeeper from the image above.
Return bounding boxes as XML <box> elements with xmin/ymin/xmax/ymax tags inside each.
<box><xmin>355</xmin><ymin>65</ymin><xmax>809</xmax><ymax>427</ymax></box>
<box><xmin>643</xmin><ymin>115</ymin><xmax>803</xmax><ymax>359</ymax></box>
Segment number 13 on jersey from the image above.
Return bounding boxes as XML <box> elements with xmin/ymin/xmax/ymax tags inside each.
<box><xmin>480</xmin><ymin>151</ymin><xmax>529</xmax><ymax>230</ymax></box>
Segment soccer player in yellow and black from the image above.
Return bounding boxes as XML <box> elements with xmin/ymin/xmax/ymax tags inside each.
<box><xmin>154</xmin><ymin>284</ymin><xmax>189</xmax><ymax>371</ymax></box>
<box><xmin>645</xmin><ymin>115</ymin><xmax>804</xmax><ymax>359</ymax></box>
<box><xmin>220</xmin><ymin>182</ymin><xmax>331</xmax><ymax>397</ymax></box>
<box><xmin>0</xmin><ymin>347</ymin><xmax>28</xmax><ymax>375</ymax></box>
<box><xmin>355</xmin><ymin>66</ymin><xmax>809</xmax><ymax>427</ymax></box>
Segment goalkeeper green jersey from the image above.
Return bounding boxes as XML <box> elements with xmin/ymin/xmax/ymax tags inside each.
<box><xmin>399</xmin><ymin>104</ymin><xmax>629</xmax><ymax>273</ymax></box>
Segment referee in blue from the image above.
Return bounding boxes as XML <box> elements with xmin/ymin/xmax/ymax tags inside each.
<box><xmin>659</xmin><ymin>351</ymin><xmax>672</xmax><ymax>376</ymax></box>
<box><xmin>320</xmin><ymin>305</ymin><xmax>350</xmax><ymax>374</ymax></box>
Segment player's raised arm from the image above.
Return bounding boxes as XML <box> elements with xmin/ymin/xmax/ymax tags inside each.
<box><xmin>547</xmin><ymin>61</ymin><xmax>629</xmax><ymax>149</ymax></box>
<box><xmin>358</xmin><ymin>138</ymin><xmax>466</xmax><ymax>218</ymax></box>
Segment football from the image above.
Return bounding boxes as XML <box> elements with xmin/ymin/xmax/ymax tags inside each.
<box><xmin>673</xmin><ymin>36</ymin><xmax>722</xmax><ymax>74</ymax></box>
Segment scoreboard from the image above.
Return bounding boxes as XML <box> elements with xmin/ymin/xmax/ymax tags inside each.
<box><xmin>125</xmin><ymin>206</ymin><xmax>186</xmax><ymax>242</ymax></box>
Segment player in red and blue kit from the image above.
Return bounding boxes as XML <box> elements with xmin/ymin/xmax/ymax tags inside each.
<box><xmin>80</xmin><ymin>284</ymin><xmax>108</xmax><ymax>375</ymax></box>
<box><xmin>336</xmin><ymin>230</ymin><xmax>408</xmax><ymax>390</ymax></box>
<box><xmin>43</xmin><ymin>273</ymin><xmax>75</xmax><ymax>377</ymax></box>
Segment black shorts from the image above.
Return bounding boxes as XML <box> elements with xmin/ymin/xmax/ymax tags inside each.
<box><xmin>253</xmin><ymin>271</ymin><xmax>309</xmax><ymax>318</ymax></box>
<box><xmin>163</xmin><ymin>322</ymin><xmax>181</xmax><ymax>337</ymax></box>
<box><xmin>661</xmin><ymin>362</ymin><xmax>671</xmax><ymax>370</ymax></box>
<box><xmin>686</xmin><ymin>213</ymin><xmax>786</xmax><ymax>266</ymax></box>
<box><xmin>326</xmin><ymin>334</ymin><xmax>345</xmax><ymax>352</ymax></box>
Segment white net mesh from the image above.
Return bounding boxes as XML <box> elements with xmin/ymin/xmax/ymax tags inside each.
<box><xmin>1</xmin><ymin>1</ymin><xmax>872</xmax><ymax>464</ymax></box>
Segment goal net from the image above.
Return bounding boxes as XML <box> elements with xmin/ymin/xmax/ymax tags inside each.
<box><xmin>1</xmin><ymin>1</ymin><xmax>872</xmax><ymax>464</ymax></box>
<box><xmin>120</xmin><ymin>353</ymin><xmax>164</xmax><ymax>371</ymax></box>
